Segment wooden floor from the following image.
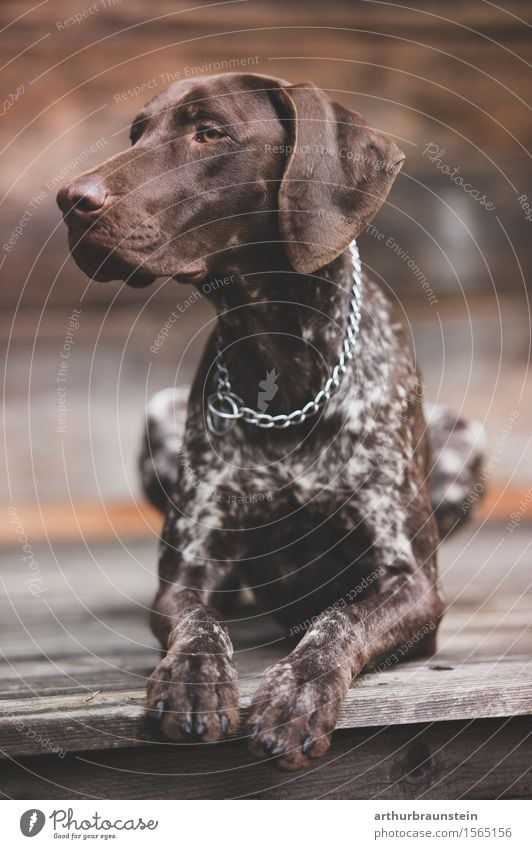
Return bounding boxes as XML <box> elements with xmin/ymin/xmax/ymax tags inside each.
<box><xmin>1</xmin><ymin>522</ymin><xmax>531</xmax><ymax>799</ymax></box>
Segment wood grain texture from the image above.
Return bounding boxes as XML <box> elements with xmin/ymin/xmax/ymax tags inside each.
<box><xmin>1</xmin><ymin>718</ymin><xmax>530</xmax><ymax>800</ymax></box>
<box><xmin>1</xmin><ymin>653</ymin><xmax>531</xmax><ymax>759</ymax></box>
<box><xmin>1</xmin><ymin>531</ymin><xmax>531</xmax><ymax>796</ymax></box>
<box><xmin>0</xmin><ymin>491</ymin><xmax>527</xmax><ymax>544</ymax></box>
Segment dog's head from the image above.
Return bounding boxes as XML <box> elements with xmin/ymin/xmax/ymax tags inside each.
<box><xmin>57</xmin><ymin>73</ymin><xmax>404</xmax><ymax>286</ymax></box>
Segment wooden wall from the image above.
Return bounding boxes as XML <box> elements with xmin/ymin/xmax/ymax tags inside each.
<box><xmin>1</xmin><ymin>0</ymin><xmax>531</xmax><ymax>310</ymax></box>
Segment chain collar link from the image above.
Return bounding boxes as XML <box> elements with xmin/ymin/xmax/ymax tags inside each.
<box><xmin>206</xmin><ymin>240</ymin><xmax>363</xmax><ymax>435</ymax></box>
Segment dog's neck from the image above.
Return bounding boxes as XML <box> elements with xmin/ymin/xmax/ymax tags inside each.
<box><xmin>201</xmin><ymin>247</ymin><xmax>354</xmax><ymax>416</ymax></box>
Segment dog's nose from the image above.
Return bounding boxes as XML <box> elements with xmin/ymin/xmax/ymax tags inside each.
<box><xmin>57</xmin><ymin>176</ymin><xmax>108</xmax><ymax>216</ymax></box>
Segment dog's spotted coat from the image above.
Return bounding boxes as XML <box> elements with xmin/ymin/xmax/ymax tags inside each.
<box><xmin>58</xmin><ymin>72</ymin><xmax>485</xmax><ymax>770</ymax></box>
<box><xmin>141</xmin><ymin>262</ymin><xmax>484</xmax><ymax>768</ymax></box>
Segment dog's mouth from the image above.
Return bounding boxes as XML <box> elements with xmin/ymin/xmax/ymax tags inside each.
<box><xmin>70</xmin><ymin>242</ymin><xmax>157</xmax><ymax>287</ymax></box>
<box><xmin>66</xmin><ymin>227</ymin><xmax>157</xmax><ymax>287</ymax></box>
<box><xmin>65</xmin><ymin>221</ymin><xmax>207</xmax><ymax>287</ymax></box>
<box><xmin>61</xmin><ymin>203</ymin><xmax>168</xmax><ymax>286</ymax></box>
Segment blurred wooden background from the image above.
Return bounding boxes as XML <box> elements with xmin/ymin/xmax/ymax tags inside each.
<box><xmin>2</xmin><ymin>0</ymin><xmax>532</xmax><ymax>308</ymax></box>
<box><xmin>1</xmin><ymin>0</ymin><xmax>531</xmax><ymax>520</ymax></box>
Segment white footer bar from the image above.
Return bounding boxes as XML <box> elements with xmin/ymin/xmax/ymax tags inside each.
<box><xmin>3</xmin><ymin>799</ymin><xmax>532</xmax><ymax>848</ymax></box>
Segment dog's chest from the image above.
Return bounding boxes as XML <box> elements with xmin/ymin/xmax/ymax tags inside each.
<box><xmin>219</xmin><ymin>409</ymin><xmax>409</xmax><ymax>505</ymax></box>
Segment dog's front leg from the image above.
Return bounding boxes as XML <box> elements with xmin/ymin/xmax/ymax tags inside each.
<box><xmin>146</xmin><ymin>511</ymin><xmax>240</xmax><ymax>743</ymax></box>
<box><xmin>247</xmin><ymin>569</ymin><xmax>443</xmax><ymax>770</ymax></box>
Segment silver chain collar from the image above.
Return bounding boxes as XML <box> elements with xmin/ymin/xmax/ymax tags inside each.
<box><xmin>206</xmin><ymin>240</ymin><xmax>363</xmax><ymax>435</ymax></box>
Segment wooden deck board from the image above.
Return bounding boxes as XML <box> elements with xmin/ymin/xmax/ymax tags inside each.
<box><xmin>1</xmin><ymin>527</ymin><xmax>531</xmax><ymax>797</ymax></box>
<box><xmin>1</xmin><ymin>644</ymin><xmax>531</xmax><ymax>759</ymax></box>
<box><xmin>1</xmin><ymin>718</ymin><xmax>531</xmax><ymax>800</ymax></box>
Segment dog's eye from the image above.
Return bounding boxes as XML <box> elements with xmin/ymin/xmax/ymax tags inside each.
<box><xmin>194</xmin><ymin>127</ymin><xmax>224</xmax><ymax>144</ymax></box>
<box><xmin>130</xmin><ymin>117</ymin><xmax>147</xmax><ymax>146</ymax></box>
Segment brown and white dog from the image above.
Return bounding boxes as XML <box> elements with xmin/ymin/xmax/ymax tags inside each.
<box><xmin>57</xmin><ymin>73</ymin><xmax>484</xmax><ymax>770</ymax></box>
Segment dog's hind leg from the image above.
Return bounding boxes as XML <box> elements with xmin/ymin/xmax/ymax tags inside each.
<box><xmin>138</xmin><ymin>388</ymin><xmax>187</xmax><ymax>512</ymax></box>
<box><xmin>426</xmin><ymin>403</ymin><xmax>487</xmax><ymax>539</ymax></box>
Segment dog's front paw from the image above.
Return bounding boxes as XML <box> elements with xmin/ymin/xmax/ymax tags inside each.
<box><xmin>247</xmin><ymin>657</ymin><xmax>347</xmax><ymax>770</ymax></box>
<box><xmin>147</xmin><ymin>638</ymin><xmax>240</xmax><ymax>743</ymax></box>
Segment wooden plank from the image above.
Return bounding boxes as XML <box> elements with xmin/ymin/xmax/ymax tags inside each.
<box><xmin>0</xmin><ymin>655</ymin><xmax>157</xmax><ymax>699</ymax></box>
<box><xmin>1</xmin><ymin>654</ymin><xmax>531</xmax><ymax>760</ymax></box>
<box><xmin>0</xmin><ymin>591</ymin><xmax>530</xmax><ymax>677</ymax></box>
<box><xmin>4</xmin><ymin>0</ymin><xmax>530</xmax><ymax>36</ymax></box>
<box><xmin>0</xmin><ymin>495</ymin><xmax>529</xmax><ymax>543</ymax></box>
<box><xmin>0</xmin><ymin>640</ymin><xmax>284</xmax><ymax>696</ymax></box>
<box><xmin>0</xmin><ymin>718</ymin><xmax>530</xmax><ymax>800</ymax></box>
<box><xmin>0</xmin><ymin>500</ymin><xmax>162</xmax><ymax>544</ymax></box>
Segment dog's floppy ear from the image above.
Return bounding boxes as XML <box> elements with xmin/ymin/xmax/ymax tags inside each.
<box><xmin>275</xmin><ymin>83</ymin><xmax>405</xmax><ymax>274</ymax></box>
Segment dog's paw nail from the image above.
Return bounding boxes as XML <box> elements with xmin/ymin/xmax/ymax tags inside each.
<box><xmin>181</xmin><ymin>720</ymin><xmax>192</xmax><ymax>736</ymax></box>
<box><xmin>194</xmin><ymin>720</ymin><xmax>206</xmax><ymax>738</ymax></box>
<box><xmin>220</xmin><ymin>715</ymin><xmax>229</xmax><ymax>736</ymax></box>
<box><xmin>262</xmin><ymin>739</ymin><xmax>274</xmax><ymax>754</ymax></box>
<box><xmin>154</xmin><ymin>700</ymin><xmax>165</xmax><ymax>721</ymax></box>
<box><xmin>250</xmin><ymin>722</ymin><xmax>261</xmax><ymax>740</ymax></box>
<box><xmin>271</xmin><ymin>744</ymin><xmax>285</xmax><ymax>757</ymax></box>
<box><xmin>302</xmin><ymin>736</ymin><xmax>313</xmax><ymax>755</ymax></box>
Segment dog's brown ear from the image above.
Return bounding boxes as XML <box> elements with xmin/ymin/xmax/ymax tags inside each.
<box><xmin>276</xmin><ymin>83</ymin><xmax>405</xmax><ymax>274</ymax></box>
